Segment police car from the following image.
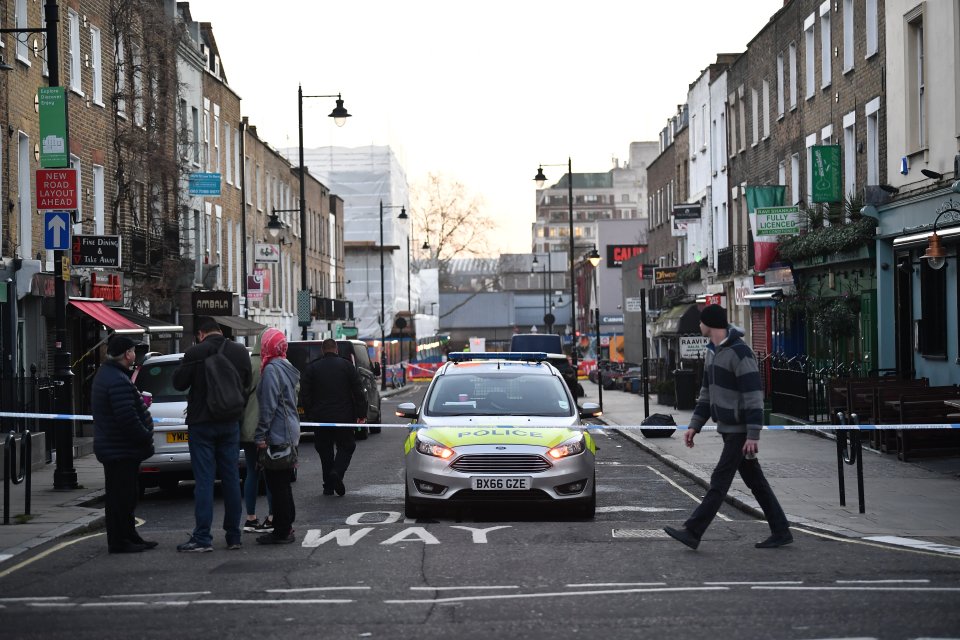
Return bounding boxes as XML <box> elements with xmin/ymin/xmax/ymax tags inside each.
<box><xmin>395</xmin><ymin>352</ymin><xmax>602</xmax><ymax>518</ymax></box>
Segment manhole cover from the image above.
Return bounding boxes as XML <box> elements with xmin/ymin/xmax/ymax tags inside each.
<box><xmin>612</xmin><ymin>528</ymin><xmax>670</xmax><ymax>539</ymax></box>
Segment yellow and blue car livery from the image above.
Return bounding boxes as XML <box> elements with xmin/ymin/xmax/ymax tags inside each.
<box><xmin>397</xmin><ymin>352</ymin><xmax>601</xmax><ymax>518</ymax></box>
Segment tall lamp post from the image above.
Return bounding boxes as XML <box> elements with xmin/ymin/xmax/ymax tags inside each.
<box><xmin>532</xmin><ymin>252</ymin><xmax>555</xmax><ymax>332</ymax></box>
<box><xmin>296</xmin><ymin>85</ymin><xmax>350</xmax><ymax>339</ymax></box>
<box><xmin>380</xmin><ymin>201</ymin><xmax>406</xmax><ymax>390</ymax></box>
<box><xmin>2</xmin><ymin>1</ymin><xmax>77</xmax><ymax>489</ymax></box>
<box><xmin>587</xmin><ymin>247</ymin><xmax>602</xmax><ymax>411</ymax></box>
<box><xmin>534</xmin><ymin>158</ymin><xmax>577</xmax><ymax>376</ymax></box>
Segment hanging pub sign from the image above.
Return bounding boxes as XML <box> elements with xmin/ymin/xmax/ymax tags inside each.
<box><xmin>653</xmin><ymin>266</ymin><xmax>680</xmax><ymax>286</ymax></box>
<box><xmin>672</xmin><ymin>203</ymin><xmax>702</xmax><ymax>220</ymax></box>
<box><xmin>811</xmin><ymin>145</ymin><xmax>842</xmax><ymax>203</ymax></box>
<box><xmin>607</xmin><ymin>244</ymin><xmax>646</xmax><ymax>267</ymax></box>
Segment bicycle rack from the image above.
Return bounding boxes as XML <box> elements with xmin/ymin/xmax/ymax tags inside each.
<box><xmin>835</xmin><ymin>412</ymin><xmax>865</xmax><ymax>514</ymax></box>
<box><xmin>3</xmin><ymin>430</ymin><xmax>32</xmax><ymax>525</ymax></box>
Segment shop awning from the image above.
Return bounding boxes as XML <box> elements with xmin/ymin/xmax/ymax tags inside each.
<box><xmin>745</xmin><ymin>288</ymin><xmax>784</xmax><ymax>308</ymax></box>
<box><xmin>113</xmin><ymin>308</ymin><xmax>184</xmax><ymax>339</ymax></box>
<box><xmin>650</xmin><ymin>303</ymin><xmax>700</xmax><ymax>338</ymax></box>
<box><xmin>215</xmin><ymin>315</ymin><xmax>267</xmax><ymax>336</ymax></box>
<box><xmin>69</xmin><ymin>298</ymin><xmax>144</xmax><ymax>334</ymax></box>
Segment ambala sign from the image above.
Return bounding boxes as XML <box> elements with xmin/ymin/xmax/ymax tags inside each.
<box><xmin>606</xmin><ymin>244</ymin><xmax>646</xmax><ymax>267</ymax></box>
<box><xmin>36</xmin><ymin>169</ymin><xmax>78</xmax><ymax>209</ymax></box>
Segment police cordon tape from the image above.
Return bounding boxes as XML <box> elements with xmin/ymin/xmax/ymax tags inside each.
<box><xmin>0</xmin><ymin>411</ymin><xmax>958</xmax><ymax>431</ymax></box>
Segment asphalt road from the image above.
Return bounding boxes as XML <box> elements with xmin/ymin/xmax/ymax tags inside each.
<box><xmin>2</xmin><ymin>385</ymin><xmax>959</xmax><ymax>639</ymax></box>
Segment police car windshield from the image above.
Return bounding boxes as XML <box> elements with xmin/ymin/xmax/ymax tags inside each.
<box><xmin>425</xmin><ymin>372</ymin><xmax>573</xmax><ymax>417</ymax></box>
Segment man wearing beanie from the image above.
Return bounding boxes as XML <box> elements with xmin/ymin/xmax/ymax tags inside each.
<box><xmin>91</xmin><ymin>335</ymin><xmax>157</xmax><ymax>553</ymax></box>
<box><xmin>664</xmin><ymin>304</ymin><xmax>793</xmax><ymax>550</ymax></box>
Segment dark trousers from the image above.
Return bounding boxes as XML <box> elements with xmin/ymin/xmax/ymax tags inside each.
<box><xmin>102</xmin><ymin>459</ymin><xmax>142</xmax><ymax>549</ymax></box>
<box><xmin>314</xmin><ymin>427</ymin><xmax>356</xmax><ymax>490</ymax></box>
<box><xmin>263</xmin><ymin>467</ymin><xmax>295</xmax><ymax>538</ymax></box>
<box><xmin>684</xmin><ymin>432</ymin><xmax>790</xmax><ymax>540</ymax></box>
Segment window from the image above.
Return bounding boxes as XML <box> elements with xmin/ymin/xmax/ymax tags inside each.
<box><xmin>91</xmin><ymin>27</ymin><xmax>103</xmax><ymax>105</ymax></box>
<box><xmin>778</xmin><ymin>160</ymin><xmax>786</xmax><ymax>186</ymax></box>
<box><xmin>213</xmin><ymin>105</ymin><xmax>220</xmax><ymax>173</ymax></box>
<box><xmin>906</xmin><ymin>9</ymin><xmax>926</xmax><ymax>151</ymax></box>
<box><xmin>919</xmin><ymin>261</ymin><xmax>947</xmax><ymax>358</ymax></box>
<box><xmin>843</xmin><ymin>111</ymin><xmax>856</xmax><ymax>199</ymax></box>
<box><xmin>15</xmin><ymin>0</ymin><xmax>28</xmax><ymax>64</ymax></box>
<box><xmin>202</xmin><ymin>99</ymin><xmax>210</xmax><ymax>169</ymax></box>
<box><xmin>234</xmin><ymin>130</ymin><xmax>241</xmax><ymax>187</ymax></box>
<box><xmin>38</xmin><ymin>2</ymin><xmax>47</xmax><ymax>76</ymax></box>
<box><xmin>191</xmin><ymin>107</ymin><xmax>199</xmax><ymax>164</ymax></box>
<box><xmin>821</xmin><ymin>124</ymin><xmax>833</xmax><ymax>146</ymax></box>
<box><xmin>789</xmin><ymin>42</ymin><xmax>798</xmax><ymax>109</ymax></box>
<box><xmin>738</xmin><ymin>89</ymin><xmax>746</xmax><ymax>152</ymax></box>
<box><xmin>820</xmin><ymin>2</ymin><xmax>832</xmax><ymax>88</ymax></box>
<box><xmin>790</xmin><ymin>153</ymin><xmax>800</xmax><ymax>205</ymax></box>
<box><xmin>762</xmin><ymin>80</ymin><xmax>771</xmax><ymax>137</ymax></box>
<box><xmin>804</xmin><ymin>14</ymin><xmax>816</xmax><ymax>99</ymax></box>
<box><xmin>256</xmin><ymin>164</ymin><xmax>263</xmax><ymax>211</ymax></box>
<box><xmin>70</xmin><ymin>155</ymin><xmax>82</xmax><ymax>229</ymax></box>
<box><xmin>776</xmin><ymin>53</ymin><xmax>785</xmax><ymax>116</ymax></box>
<box><xmin>68</xmin><ymin>9</ymin><xmax>82</xmax><ymax>93</ymax></box>
<box><xmin>116</xmin><ymin>35</ymin><xmax>126</xmax><ymax>117</ymax></box>
<box><xmin>93</xmin><ymin>165</ymin><xmax>105</xmax><ymax>235</ymax></box>
<box><xmin>866</xmin><ymin>97</ymin><xmax>881</xmax><ymax>186</ymax></box>
<box><xmin>843</xmin><ymin>0</ymin><xmax>854</xmax><ymax>72</ymax></box>
<box><xmin>132</xmin><ymin>43</ymin><xmax>144</xmax><ymax>125</ymax></box>
<box><xmin>690</xmin><ymin>114</ymin><xmax>697</xmax><ymax>156</ymax></box>
<box><xmin>700</xmin><ymin>104</ymin><xmax>706</xmax><ymax>151</ymax></box>
<box><xmin>18</xmin><ymin>133</ymin><xmax>32</xmax><ymax>260</ymax></box>
<box><xmin>805</xmin><ymin>133</ymin><xmax>817</xmax><ymax>205</ymax></box>
<box><xmin>224</xmin><ymin>122</ymin><xmax>232</xmax><ymax>185</ymax></box>
<box><xmin>727</xmin><ymin>95</ymin><xmax>738</xmax><ymax>157</ymax></box>
<box><xmin>751</xmin><ymin>88</ymin><xmax>759</xmax><ymax>145</ymax></box>
<box><xmin>865</xmin><ymin>0</ymin><xmax>878</xmax><ymax>58</ymax></box>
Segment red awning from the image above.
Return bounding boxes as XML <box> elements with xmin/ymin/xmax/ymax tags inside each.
<box><xmin>69</xmin><ymin>299</ymin><xmax>144</xmax><ymax>334</ymax></box>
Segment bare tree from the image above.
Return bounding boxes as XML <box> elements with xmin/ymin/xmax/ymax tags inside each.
<box><xmin>410</xmin><ymin>173</ymin><xmax>496</xmax><ymax>285</ymax></box>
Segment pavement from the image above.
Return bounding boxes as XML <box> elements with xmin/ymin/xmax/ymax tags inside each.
<box><xmin>2</xmin><ymin>382</ymin><xmax>960</xmax><ymax>569</ymax></box>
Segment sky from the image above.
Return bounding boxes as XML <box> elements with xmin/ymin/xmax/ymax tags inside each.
<box><xmin>185</xmin><ymin>0</ymin><xmax>784</xmax><ymax>255</ymax></box>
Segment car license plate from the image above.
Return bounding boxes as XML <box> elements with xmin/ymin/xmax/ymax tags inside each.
<box><xmin>166</xmin><ymin>432</ymin><xmax>188</xmax><ymax>443</ymax></box>
<box><xmin>472</xmin><ymin>477</ymin><xmax>530</xmax><ymax>490</ymax></box>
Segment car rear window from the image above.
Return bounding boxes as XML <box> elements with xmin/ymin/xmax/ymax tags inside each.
<box><xmin>425</xmin><ymin>373</ymin><xmax>572</xmax><ymax>417</ymax></box>
<box><xmin>135</xmin><ymin>361</ymin><xmax>187</xmax><ymax>403</ymax></box>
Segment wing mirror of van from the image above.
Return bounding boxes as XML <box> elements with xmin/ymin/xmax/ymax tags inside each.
<box><xmin>395</xmin><ymin>402</ymin><xmax>418</xmax><ymax>419</ymax></box>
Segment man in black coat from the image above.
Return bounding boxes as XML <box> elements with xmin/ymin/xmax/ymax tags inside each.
<box><xmin>301</xmin><ymin>339</ymin><xmax>366</xmax><ymax>496</ymax></box>
<box><xmin>91</xmin><ymin>335</ymin><xmax>156</xmax><ymax>554</ymax></box>
<box><xmin>172</xmin><ymin>316</ymin><xmax>252</xmax><ymax>552</ymax></box>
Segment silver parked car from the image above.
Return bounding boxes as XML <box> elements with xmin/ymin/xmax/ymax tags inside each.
<box><xmin>395</xmin><ymin>352</ymin><xmax>602</xmax><ymax>519</ymax></box>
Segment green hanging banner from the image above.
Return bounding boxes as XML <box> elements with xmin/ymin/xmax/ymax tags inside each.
<box><xmin>38</xmin><ymin>87</ymin><xmax>69</xmax><ymax>169</ymax></box>
<box><xmin>811</xmin><ymin>144</ymin><xmax>842</xmax><ymax>203</ymax></box>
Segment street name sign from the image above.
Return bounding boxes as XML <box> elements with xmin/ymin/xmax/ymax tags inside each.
<box><xmin>36</xmin><ymin>168</ymin><xmax>78</xmax><ymax>209</ymax></box>
<box><xmin>44</xmin><ymin>211</ymin><xmax>71</xmax><ymax>250</ymax></box>
<box><xmin>72</xmin><ymin>235</ymin><xmax>122</xmax><ymax>268</ymax></box>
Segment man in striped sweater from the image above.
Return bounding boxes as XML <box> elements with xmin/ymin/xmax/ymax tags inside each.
<box><xmin>664</xmin><ymin>304</ymin><xmax>793</xmax><ymax>550</ymax></box>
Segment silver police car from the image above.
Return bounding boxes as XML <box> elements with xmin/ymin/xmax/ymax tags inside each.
<box><xmin>396</xmin><ymin>352</ymin><xmax>602</xmax><ymax>519</ymax></box>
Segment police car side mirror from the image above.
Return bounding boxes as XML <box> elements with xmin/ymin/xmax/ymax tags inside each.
<box><xmin>579</xmin><ymin>402</ymin><xmax>602</xmax><ymax>419</ymax></box>
<box><xmin>395</xmin><ymin>402</ymin><xmax>418</xmax><ymax>420</ymax></box>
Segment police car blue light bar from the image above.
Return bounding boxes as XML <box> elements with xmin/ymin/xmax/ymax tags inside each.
<box><xmin>447</xmin><ymin>352</ymin><xmax>549</xmax><ymax>363</ymax></box>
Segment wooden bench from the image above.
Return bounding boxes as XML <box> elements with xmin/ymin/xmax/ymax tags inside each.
<box><xmin>896</xmin><ymin>388</ymin><xmax>960</xmax><ymax>461</ymax></box>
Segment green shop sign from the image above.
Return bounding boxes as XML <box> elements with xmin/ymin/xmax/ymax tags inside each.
<box><xmin>755</xmin><ymin>206</ymin><xmax>800</xmax><ymax>236</ymax></box>
<box><xmin>811</xmin><ymin>145</ymin><xmax>842</xmax><ymax>203</ymax></box>
<box><xmin>38</xmin><ymin>87</ymin><xmax>69</xmax><ymax>168</ymax></box>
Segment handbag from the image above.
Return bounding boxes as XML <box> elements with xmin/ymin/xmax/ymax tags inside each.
<box><xmin>258</xmin><ymin>443</ymin><xmax>298</xmax><ymax>470</ymax></box>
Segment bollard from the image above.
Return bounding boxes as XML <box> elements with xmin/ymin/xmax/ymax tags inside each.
<box><xmin>3</xmin><ymin>430</ymin><xmax>32</xmax><ymax>525</ymax></box>
<box><xmin>849</xmin><ymin>413</ymin><xmax>865</xmax><ymax>514</ymax></box>
<box><xmin>835</xmin><ymin>411</ymin><xmax>847</xmax><ymax>507</ymax></box>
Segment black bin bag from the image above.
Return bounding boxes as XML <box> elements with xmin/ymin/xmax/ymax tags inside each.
<box><xmin>640</xmin><ymin>413</ymin><xmax>676</xmax><ymax>438</ymax></box>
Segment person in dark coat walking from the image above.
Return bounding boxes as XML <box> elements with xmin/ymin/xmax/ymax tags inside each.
<box><xmin>172</xmin><ymin>316</ymin><xmax>252</xmax><ymax>552</ymax></box>
<box><xmin>301</xmin><ymin>339</ymin><xmax>366</xmax><ymax>496</ymax></box>
<box><xmin>91</xmin><ymin>335</ymin><xmax>156</xmax><ymax>554</ymax></box>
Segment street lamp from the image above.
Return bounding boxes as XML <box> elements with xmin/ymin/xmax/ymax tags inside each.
<box><xmin>587</xmin><ymin>247</ymin><xmax>602</xmax><ymax>411</ymax></box>
<box><xmin>398</xmin><ymin>208</ymin><xmax>415</xmax><ymax>362</ymax></box>
<box><xmin>2</xmin><ymin>1</ymin><xmax>76</xmax><ymax>489</ymax></box>
<box><xmin>296</xmin><ymin>86</ymin><xmax>350</xmax><ymax>339</ymax></box>
<box><xmin>534</xmin><ymin>158</ymin><xmax>577</xmax><ymax>376</ymax></box>
<box><xmin>380</xmin><ymin>200</ymin><xmax>406</xmax><ymax>390</ymax></box>
<box><xmin>922</xmin><ymin>206</ymin><xmax>960</xmax><ymax>270</ymax></box>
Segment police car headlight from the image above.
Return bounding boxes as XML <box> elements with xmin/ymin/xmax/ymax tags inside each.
<box><xmin>547</xmin><ymin>435</ymin><xmax>585</xmax><ymax>459</ymax></box>
<box><xmin>416</xmin><ymin>438</ymin><xmax>455</xmax><ymax>460</ymax></box>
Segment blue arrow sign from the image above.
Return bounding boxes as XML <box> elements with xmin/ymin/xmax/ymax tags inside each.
<box><xmin>45</xmin><ymin>211</ymin><xmax>71</xmax><ymax>250</ymax></box>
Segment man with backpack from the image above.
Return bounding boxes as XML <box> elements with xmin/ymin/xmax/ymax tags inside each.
<box><xmin>172</xmin><ymin>316</ymin><xmax>253</xmax><ymax>552</ymax></box>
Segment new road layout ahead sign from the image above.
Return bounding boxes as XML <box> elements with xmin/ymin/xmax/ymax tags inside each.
<box><xmin>36</xmin><ymin>168</ymin><xmax>78</xmax><ymax>209</ymax></box>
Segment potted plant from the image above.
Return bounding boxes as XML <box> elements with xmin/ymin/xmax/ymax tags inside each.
<box><xmin>654</xmin><ymin>379</ymin><xmax>675</xmax><ymax>405</ymax></box>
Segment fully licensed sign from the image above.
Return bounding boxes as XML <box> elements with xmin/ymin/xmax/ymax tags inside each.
<box><xmin>72</xmin><ymin>235</ymin><xmax>122</xmax><ymax>268</ymax></box>
<box><xmin>755</xmin><ymin>206</ymin><xmax>800</xmax><ymax>236</ymax></box>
